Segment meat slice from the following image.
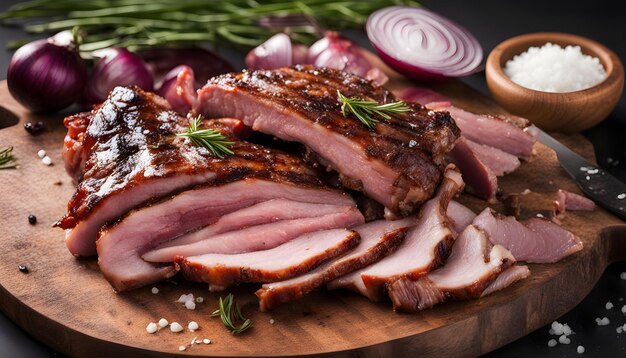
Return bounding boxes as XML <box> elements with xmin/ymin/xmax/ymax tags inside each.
<box><xmin>464</xmin><ymin>139</ymin><xmax>521</xmax><ymax>176</ymax></box>
<box><xmin>481</xmin><ymin>265</ymin><xmax>530</xmax><ymax>297</ymax></box>
<box><xmin>62</xmin><ymin>110</ymin><xmax>93</xmax><ymax>181</ymax></box>
<box><xmin>256</xmin><ymin>220</ymin><xmax>411</xmax><ymax>311</ymax></box>
<box><xmin>447</xmin><ymin>201</ymin><xmax>476</xmax><ymax>234</ymax></box>
<box><xmin>178</xmin><ymin>229</ymin><xmax>361</xmax><ymax>291</ymax></box>
<box><xmin>97</xmin><ymin>179</ymin><xmax>360</xmax><ymax>292</ymax></box>
<box><xmin>327</xmin><ymin>165</ymin><xmax>464</xmax><ymax>301</ymax></box>
<box><xmin>142</xmin><ymin>206</ymin><xmax>363</xmax><ymax>263</ymax></box>
<box><xmin>158</xmin><ymin>65</ymin><xmax>197</xmax><ymax>115</ymax></box>
<box><xmin>194</xmin><ymin>65</ymin><xmax>460</xmax><ymax>217</ymax></box>
<box><xmin>145</xmin><ymin>200</ymin><xmax>352</xmax><ymax>256</ymax></box>
<box><xmin>388</xmin><ymin>225</ymin><xmax>516</xmax><ymax>312</ymax></box>
<box><xmin>556</xmin><ymin>189</ymin><xmax>596</xmax><ymax>213</ymax></box>
<box><xmin>448</xmin><ymin>137</ymin><xmax>498</xmax><ymax>201</ymax></box>
<box><xmin>473</xmin><ymin>208</ymin><xmax>583</xmax><ymax>263</ymax></box>
<box><xmin>502</xmin><ymin>190</ymin><xmax>559</xmax><ymax>221</ymax></box>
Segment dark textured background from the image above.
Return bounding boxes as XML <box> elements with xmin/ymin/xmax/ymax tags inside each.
<box><xmin>1</xmin><ymin>0</ymin><xmax>625</xmax><ymax>357</ymax></box>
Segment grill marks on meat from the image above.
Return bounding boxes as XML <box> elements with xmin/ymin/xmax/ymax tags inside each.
<box><xmin>388</xmin><ymin>225</ymin><xmax>516</xmax><ymax>312</ymax></box>
<box><xmin>178</xmin><ymin>229</ymin><xmax>361</xmax><ymax>291</ymax></box>
<box><xmin>256</xmin><ymin>222</ymin><xmax>410</xmax><ymax>311</ymax></box>
<box><xmin>327</xmin><ymin>165</ymin><xmax>464</xmax><ymax>301</ymax></box>
<box><xmin>194</xmin><ymin>65</ymin><xmax>460</xmax><ymax>217</ymax></box>
<box><xmin>473</xmin><ymin>208</ymin><xmax>583</xmax><ymax>263</ymax></box>
<box><xmin>58</xmin><ymin>86</ymin><xmax>339</xmax><ymax>257</ymax></box>
<box><xmin>62</xmin><ymin>110</ymin><xmax>93</xmax><ymax>181</ymax></box>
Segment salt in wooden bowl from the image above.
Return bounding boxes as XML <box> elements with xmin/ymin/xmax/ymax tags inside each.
<box><xmin>486</xmin><ymin>32</ymin><xmax>624</xmax><ymax>132</ymax></box>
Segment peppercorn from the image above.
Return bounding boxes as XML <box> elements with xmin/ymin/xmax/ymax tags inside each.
<box><xmin>24</xmin><ymin>121</ymin><xmax>46</xmax><ymax>135</ymax></box>
<box><xmin>18</xmin><ymin>264</ymin><xmax>29</xmax><ymax>273</ymax></box>
<box><xmin>28</xmin><ymin>214</ymin><xmax>37</xmax><ymax>225</ymax></box>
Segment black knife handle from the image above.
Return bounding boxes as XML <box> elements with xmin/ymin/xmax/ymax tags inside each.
<box><xmin>575</xmin><ymin>170</ymin><xmax>626</xmax><ymax>221</ymax></box>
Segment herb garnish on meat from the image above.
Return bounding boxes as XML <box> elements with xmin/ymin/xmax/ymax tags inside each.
<box><xmin>177</xmin><ymin>116</ymin><xmax>234</xmax><ymax>158</ymax></box>
<box><xmin>337</xmin><ymin>90</ymin><xmax>410</xmax><ymax>128</ymax></box>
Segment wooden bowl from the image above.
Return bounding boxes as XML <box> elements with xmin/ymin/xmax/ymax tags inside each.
<box><xmin>486</xmin><ymin>32</ymin><xmax>624</xmax><ymax>132</ymax></box>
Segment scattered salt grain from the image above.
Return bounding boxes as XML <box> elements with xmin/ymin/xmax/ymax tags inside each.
<box><xmin>620</xmin><ymin>272</ymin><xmax>626</xmax><ymax>280</ymax></box>
<box><xmin>178</xmin><ymin>345</ymin><xmax>186</xmax><ymax>351</ymax></box>
<box><xmin>146</xmin><ymin>322</ymin><xmax>158</xmax><ymax>334</ymax></box>
<box><xmin>196</xmin><ymin>297</ymin><xmax>204</xmax><ymax>303</ymax></box>
<box><xmin>622</xmin><ymin>305</ymin><xmax>626</xmax><ymax>314</ymax></box>
<box><xmin>185</xmin><ymin>300</ymin><xmax>196</xmax><ymax>310</ymax></box>
<box><xmin>606</xmin><ymin>301</ymin><xmax>614</xmax><ymax>310</ymax></box>
<box><xmin>618</xmin><ymin>193</ymin><xmax>626</xmax><ymax>200</ymax></box>
<box><xmin>37</xmin><ymin>149</ymin><xmax>46</xmax><ymax>158</ymax></box>
<box><xmin>177</xmin><ymin>293</ymin><xmax>194</xmax><ymax>303</ymax></box>
<box><xmin>42</xmin><ymin>156</ymin><xmax>52</xmax><ymax>166</ymax></box>
<box><xmin>158</xmin><ymin>318</ymin><xmax>169</xmax><ymax>328</ymax></box>
<box><xmin>562</xmin><ymin>324</ymin><xmax>573</xmax><ymax>336</ymax></box>
<box><xmin>504</xmin><ymin>43</ymin><xmax>606</xmax><ymax>93</ymax></box>
<box><xmin>577</xmin><ymin>345</ymin><xmax>585</xmax><ymax>354</ymax></box>
<box><xmin>270</xmin><ymin>319</ymin><xmax>275</xmax><ymax>325</ymax></box>
<box><xmin>151</xmin><ymin>287</ymin><xmax>159</xmax><ymax>294</ymax></box>
<box><xmin>558</xmin><ymin>334</ymin><xmax>571</xmax><ymax>344</ymax></box>
<box><xmin>170</xmin><ymin>322</ymin><xmax>184</xmax><ymax>333</ymax></box>
<box><xmin>191</xmin><ymin>337</ymin><xmax>197</xmax><ymax>345</ymax></box>
<box><xmin>595</xmin><ymin>317</ymin><xmax>610</xmax><ymax>326</ymax></box>
<box><xmin>617</xmin><ymin>326</ymin><xmax>623</xmax><ymax>334</ymax></box>
<box><xmin>623</xmin><ymin>323</ymin><xmax>626</xmax><ymax>331</ymax></box>
<box><xmin>548</xmin><ymin>339</ymin><xmax>558</xmax><ymax>347</ymax></box>
<box><xmin>188</xmin><ymin>321</ymin><xmax>199</xmax><ymax>331</ymax></box>
<box><xmin>203</xmin><ymin>338</ymin><xmax>211</xmax><ymax>344</ymax></box>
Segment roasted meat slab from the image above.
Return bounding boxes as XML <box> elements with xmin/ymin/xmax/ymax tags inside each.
<box><xmin>194</xmin><ymin>65</ymin><xmax>460</xmax><ymax>217</ymax></box>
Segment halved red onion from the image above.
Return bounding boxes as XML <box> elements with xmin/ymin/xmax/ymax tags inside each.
<box><xmin>308</xmin><ymin>32</ymin><xmax>388</xmax><ymax>85</ymax></box>
<box><xmin>246</xmin><ymin>33</ymin><xmax>293</xmax><ymax>70</ymax></box>
<box><xmin>366</xmin><ymin>6</ymin><xmax>483</xmax><ymax>81</ymax></box>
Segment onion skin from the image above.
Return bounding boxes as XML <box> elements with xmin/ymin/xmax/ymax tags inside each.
<box><xmin>84</xmin><ymin>48</ymin><xmax>154</xmax><ymax>104</ymax></box>
<box><xmin>246</xmin><ymin>33</ymin><xmax>293</xmax><ymax>70</ymax></box>
<box><xmin>7</xmin><ymin>37</ymin><xmax>87</xmax><ymax>113</ymax></box>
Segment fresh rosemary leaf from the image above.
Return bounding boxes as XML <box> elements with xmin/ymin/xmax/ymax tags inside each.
<box><xmin>337</xmin><ymin>90</ymin><xmax>410</xmax><ymax>129</ymax></box>
<box><xmin>211</xmin><ymin>293</ymin><xmax>252</xmax><ymax>335</ymax></box>
<box><xmin>0</xmin><ymin>146</ymin><xmax>17</xmax><ymax>169</ymax></box>
<box><xmin>176</xmin><ymin>116</ymin><xmax>234</xmax><ymax>158</ymax></box>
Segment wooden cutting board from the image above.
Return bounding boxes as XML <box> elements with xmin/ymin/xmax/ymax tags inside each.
<box><xmin>1</xmin><ymin>77</ymin><xmax>625</xmax><ymax>358</ymax></box>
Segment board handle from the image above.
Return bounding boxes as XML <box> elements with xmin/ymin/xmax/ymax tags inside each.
<box><xmin>605</xmin><ymin>225</ymin><xmax>626</xmax><ymax>262</ymax></box>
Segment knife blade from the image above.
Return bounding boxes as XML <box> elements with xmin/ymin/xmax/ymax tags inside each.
<box><xmin>537</xmin><ymin>129</ymin><xmax>626</xmax><ymax>221</ymax></box>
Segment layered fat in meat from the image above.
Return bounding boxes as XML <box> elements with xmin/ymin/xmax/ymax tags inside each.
<box><xmin>473</xmin><ymin>208</ymin><xmax>583</xmax><ymax>263</ymax></box>
<box><xmin>388</xmin><ymin>225</ymin><xmax>516</xmax><ymax>312</ymax></box>
<box><xmin>178</xmin><ymin>229</ymin><xmax>361</xmax><ymax>291</ymax></box>
<box><xmin>256</xmin><ymin>220</ymin><xmax>411</xmax><ymax>311</ymax></box>
<box><xmin>194</xmin><ymin>65</ymin><xmax>460</xmax><ymax>217</ymax></box>
<box><xmin>327</xmin><ymin>165</ymin><xmax>464</xmax><ymax>301</ymax></box>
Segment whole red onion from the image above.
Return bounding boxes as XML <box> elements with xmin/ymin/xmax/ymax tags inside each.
<box><xmin>7</xmin><ymin>31</ymin><xmax>87</xmax><ymax>113</ymax></box>
<box><xmin>84</xmin><ymin>48</ymin><xmax>154</xmax><ymax>104</ymax></box>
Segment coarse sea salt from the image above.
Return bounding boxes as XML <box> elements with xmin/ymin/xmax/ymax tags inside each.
<box><xmin>504</xmin><ymin>43</ymin><xmax>606</xmax><ymax>93</ymax></box>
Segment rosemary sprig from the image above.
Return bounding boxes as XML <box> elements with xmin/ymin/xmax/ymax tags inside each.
<box><xmin>0</xmin><ymin>147</ymin><xmax>17</xmax><ymax>169</ymax></box>
<box><xmin>176</xmin><ymin>116</ymin><xmax>234</xmax><ymax>158</ymax></box>
<box><xmin>210</xmin><ymin>294</ymin><xmax>252</xmax><ymax>335</ymax></box>
<box><xmin>337</xmin><ymin>90</ymin><xmax>410</xmax><ymax>129</ymax></box>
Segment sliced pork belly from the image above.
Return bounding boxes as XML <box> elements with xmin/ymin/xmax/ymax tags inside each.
<box><xmin>464</xmin><ymin>139</ymin><xmax>520</xmax><ymax>176</ymax></box>
<box><xmin>503</xmin><ymin>190</ymin><xmax>559</xmax><ymax>221</ymax></box>
<box><xmin>142</xmin><ymin>206</ymin><xmax>363</xmax><ymax>262</ymax></box>
<box><xmin>388</xmin><ymin>225</ymin><xmax>516</xmax><ymax>312</ymax></box>
<box><xmin>473</xmin><ymin>208</ymin><xmax>583</xmax><ymax>263</ymax></box>
<box><xmin>447</xmin><ymin>201</ymin><xmax>476</xmax><ymax>234</ymax></box>
<box><xmin>327</xmin><ymin>165</ymin><xmax>464</xmax><ymax>301</ymax></box>
<box><xmin>97</xmin><ymin>179</ymin><xmax>360</xmax><ymax>292</ymax></box>
<box><xmin>178</xmin><ymin>229</ymin><xmax>360</xmax><ymax>291</ymax></box>
<box><xmin>194</xmin><ymin>65</ymin><xmax>460</xmax><ymax>217</ymax></box>
<box><xmin>448</xmin><ymin>137</ymin><xmax>498</xmax><ymax>201</ymax></box>
<box><xmin>146</xmin><ymin>200</ymin><xmax>352</xmax><ymax>255</ymax></box>
<box><xmin>56</xmin><ymin>87</ymin><xmax>252</xmax><ymax>257</ymax></box>
<box><xmin>256</xmin><ymin>220</ymin><xmax>411</xmax><ymax>311</ymax></box>
<box><xmin>158</xmin><ymin>65</ymin><xmax>197</xmax><ymax>115</ymax></box>
<box><xmin>556</xmin><ymin>189</ymin><xmax>595</xmax><ymax>213</ymax></box>
<box><xmin>481</xmin><ymin>265</ymin><xmax>530</xmax><ymax>297</ymax></box>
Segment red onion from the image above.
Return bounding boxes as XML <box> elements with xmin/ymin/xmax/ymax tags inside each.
<box><xmin>84</xmin><ymin>48</ymin><xmax>153</xmax><ymax>104</ymax></box>
<box><xmin>366</xmin><ymin>7</ymin><xmax>483</xmax><ymax>81</ymax></box>
<box><xmin>139</xmin><ymin>47</ymin><xmax>233</xmax><ymax>85</ymax></box>
<box><xmin>245</xmin><ymin>33</ymin><xmax>294</xmax><ymax>70</ymax></box>
<box><xmin>7</xmin><ymin>31</ymin><xmax>87</xmax><ymax>113</ymax></box>
<box><xmin>307</xmin><ymin>32</ymin><xmax>387</xmax><ymax>85</ymax></box>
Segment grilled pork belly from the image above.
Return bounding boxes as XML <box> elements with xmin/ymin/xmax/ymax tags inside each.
<box><xmin>481</xmin><ymin>265</ymin><xmax>530</xmax><ymax>297</ymax></box>
<box><xmin>194</xmin><ymin>65</ymin><xmax>460</xmax><ymax>217</ymax></box>
<box><xmin>473</xmin><ymin>208</ymin><xmax>583</xmax><ymax>263</ymax></box>
<box><xmin>256</xmin><ymin>221</ymin><xmax>410</xmax><ymax>311</ymax></box>
<box><xmin>62</xmin><ymin>110</ymin><xmax>92</xmax><ymax>181</ymax></box>
<box><xmin>388</xmin><ymin>225</ymin><xmax>516</xmax><ymax>312</ymax></box>
<box><xmin>464</xmin><ymin>139</ymin><xmax>521</xmax><ymax>177</ymax></box>
<box><xmin>327</xmin><ymin>165</ymin><xmax>464</xmax><ymax>301</ymax></box>
<box><xmin>448</xmin><ymin>137</ymin><xmax>498</xmax><ymax>201</ymax></box>
<box><xmin>555</xmin><ymin>189</ymin><xmax>595</xmax><ymax>213</ymax></box>
<box><xmin>178</xmin><ymin>229</ymin><xmax>361</xmax><ymax>291</ymax></box>
<box><xmin>447</xmin><ymin>201</ymin><xmax>477</xmax><ymax>234</ymax></box>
